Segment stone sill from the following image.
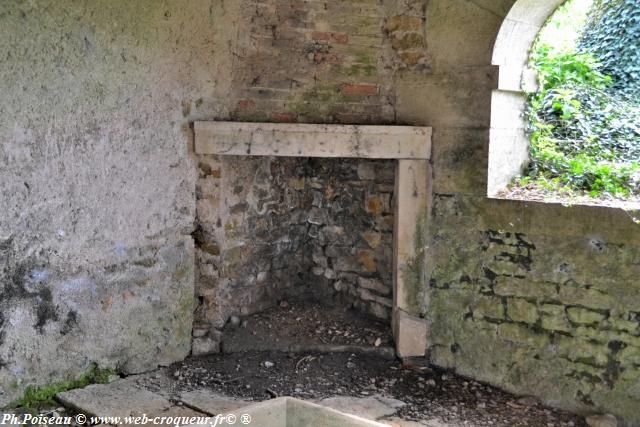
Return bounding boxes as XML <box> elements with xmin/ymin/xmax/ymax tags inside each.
<box><xmin>489</xmin><ymin>194</ymin><xmax>640</xmax><ymax>213</ymax></box>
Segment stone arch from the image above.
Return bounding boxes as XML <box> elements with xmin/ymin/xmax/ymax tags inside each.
<box><xmin>487</xmin><ymin>0</ymin><xmax>566</xmax><ymax>196</ymax></box>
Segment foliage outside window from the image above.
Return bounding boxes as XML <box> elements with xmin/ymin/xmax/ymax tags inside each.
<box><xmin>512</xmin><ymin>0</ymin><xmax>640</xmax><ymax>202</ymax></box>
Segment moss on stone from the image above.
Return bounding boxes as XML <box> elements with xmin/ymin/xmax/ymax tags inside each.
<box><xmin>498</xmin><ymin>323</ymin><xmax>550</xmax><ymax>348</ymax></box>
<box><xmin>10</xmin><ymin>364</ymin><xmax>117</xmax><ymax>413</ymax></box>
<box><xmin>507</xmin><ymin>298</ymin><xmax>539</xmax><ymax>324</ymax></box>
<box><xmin>566</xmin><ymin>307</ymin><xmax>607</xmax><ymax>325</ymax></box>
<box><xmin>402</xmin><ymin>208</ymin><xmax>428</xmax><ymax>315</ymax></box>
<box><xmin>473</xmin><ymin>296</ymin><xmax>505</xmax><ymax>321</ymax></box>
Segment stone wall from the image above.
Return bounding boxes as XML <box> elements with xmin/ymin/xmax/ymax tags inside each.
<box><xmin>0</xmin><ymin>0</ymin><xmax>240</xmax><ymax>406</ymax></box>
<box><xmin>426</xmin><ymin>199</ymin><xmax>640</xmax><ymax>423</ymax></box>
<box><xmin>193</xmin><ymin>156</ymin><xmax>395</xmax><ymax>353</ymax></box>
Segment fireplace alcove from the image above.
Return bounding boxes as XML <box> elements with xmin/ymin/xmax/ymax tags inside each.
<box><xmin>192</xmin><ymin>121</ymin><xmax>432</xmax><ymax>358</ymax></box>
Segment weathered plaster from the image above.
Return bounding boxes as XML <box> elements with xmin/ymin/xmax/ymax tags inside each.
<box><xmin>0</xmin><ymin>0</ymin><xmax>239</xmax><ymax>406</ymax></box>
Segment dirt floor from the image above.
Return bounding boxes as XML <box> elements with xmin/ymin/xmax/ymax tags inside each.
<box><xmin>132</xmin><ymin>350</ymin><xmax>586</xmax><ymax>427</ymax></box>
<box><xmin>146</xmin><ymin>299</ymin><xmax>585</xmax><ymax>426</ymax></box>
<box><xmin>221</xmin><ymin>300</ymin><xmax>394</xmax><ymax>352</ymax></box>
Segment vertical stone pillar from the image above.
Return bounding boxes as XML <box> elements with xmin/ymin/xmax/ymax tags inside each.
<box><xmin>393</xmin><ymin>159</ymin><xmax>429</xmax><ymax>358</ymax></box>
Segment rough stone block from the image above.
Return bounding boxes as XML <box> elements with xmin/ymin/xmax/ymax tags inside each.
<box><xmin>618</xmin><ymin>346</ymin><xmax>640</xmax><ymax>366</ymax></box>
<box><xmin>358</xmin><ymin>288</ymin><xmax>393</xmax><ymax>307</ymax></box>
<box><xmin>358</xmin><ymin>277</ymin><xmax>391</xmax><ymax>295</ymax></box>
<box><xmin>558</xmin><ymin>286</ymin><xmax>616</xmax><ymax>310</ymax></box>
<box><xmin>557</xmin><ymin>336</ymin><xmax>608</xmax><ymax>367</ymax></box>
<box><xmin>192</xmin><ymin>337</ymin><xmax>221</xmax><ymax>356</ymax></box>
<box><xmin>566</xmin><ymin>307</ymin><xmax>606</xmax><ymax>325</ymax></box>
<box><xmin>507</xmin><ymin>298</ymin><xmax>539</xmax><ymax>324</ymax></box>
<box><xmin>472</xmin><ymin>296</ymin><xmax>504</xmax><ymax>320</ymax></box>
<box><xmin>608</xmin><ymin>316</ymin><xmax>639</xmax><ymax>334</ymax></box>
<box><xmin>494</xmin><ymin>277</ymin><xmax>557</xmax><ymax>300</ymax></box>
<box><xmin>585</xmin><ymin>414</ymin><xmax>618</xmax><ymax>427</ymax></box>
<box><xmin>393</xmin><ymin>309</ymin><xmax>427</xmax><ymax>358</ymax></box>
<box><xmin>362</xmin><ymin>231</ymin><xmax>382</xmax><ymax>249</ymax></box>
<box><xmin>498</xmin><ymin>323</ymin><xmax>549</xmax><ymax>348</ymax></box>
<box><xmin>540</xmin><ymin>305</ymin><xmax>571</xmax><ymax>333</ymax></box>
<box><xmin>357</xmin><ymin>163</ymin><xmax>376</xmax><ymax>180</ymax></box>
<box><xmin>384</xmin><ymin>15</ymin><xmax>423</xmax><ymax>33</ymax></box>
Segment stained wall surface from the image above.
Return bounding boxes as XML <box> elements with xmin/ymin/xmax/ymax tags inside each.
<box><xmin>1</xmin><ymin>0</ymin><xmax>639</xmax><ymax>423</ymax></box>
<box><xmin>0</xmin><ymin>0</ymin><xmax>239</xmax><ymax>406</ymax></box>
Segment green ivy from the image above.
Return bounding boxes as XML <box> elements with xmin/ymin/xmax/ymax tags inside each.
<box><xmin>579</xmin><ymin>0</ymin><xmax>640</xmax><ymax>100</ymax></box>
<box><xmin>522</xmin><ymin>0</ymin><xmax>640</xmax><ymax>198</ymax></box>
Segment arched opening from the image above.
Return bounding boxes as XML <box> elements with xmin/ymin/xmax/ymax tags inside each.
<box><xmin>489</xmin><ymin>0</ymin><xmax>640</xmax><ymax>203</ymax></box>
<box><xmin>487</xmin><ymin>0</ymin><xmax>565</xmax><ymax>197</ymax></box>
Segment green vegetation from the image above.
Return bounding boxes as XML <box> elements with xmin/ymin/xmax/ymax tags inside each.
<box><xmin>11</xmin><ymin>364</ymin><xmax>117</xmax><ymax>413</ymax></box>
<box><xmin>522</xmin><ymin>0</ymin><xmax>640</xmax><ymax>198</ymax></box>
<box><xmin>579</xmin><ymin>0</ymin><xmax>640</xmax><ymax>100</ymax></box>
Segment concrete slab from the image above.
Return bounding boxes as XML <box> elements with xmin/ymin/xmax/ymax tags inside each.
<box><xmin>317</xmin><ymin>396</ymin><xmax>406</xmax><ymax>421</ymax></box>
<box><xmin>179</xmin><ymin>389</ymin><xmax>249</xmax><ymax>415</ymax></box>
<box><xmin>201</xmin><ymin>397</ymin><xmax>389</xmax><ymax>427</ymax></box>
<box><xmin>56</xmin><ymin>379</ymin><xmax>172</xmax><ymax>418</ymax></box>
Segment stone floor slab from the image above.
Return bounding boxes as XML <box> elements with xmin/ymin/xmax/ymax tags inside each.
<box><xmin>317</xmin><ymin>395</ymin><xmax>406</xmax><ymax>421</ymax></box>
<box><xmin>56</xmin><ymin>379</ymin><xmax>172</xmax><ymax>418</ymax></box>
<box><xmin>178</xmin><ymin>389</ymin><xmax>249</xmax><ymax>416</ymax></box>
<box><xmin>130</xmin><ymin>406</ymin><xmax>208</xmax><ymax>427</ymax></box>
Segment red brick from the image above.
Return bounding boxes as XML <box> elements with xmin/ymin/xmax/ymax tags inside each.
<box><xmin>237</xmin><ymin>99</ymin><xmax>255</xmax><ymax>110</ymax></box>
<box><xmin>341</xmin><ymin>84</ymin><xmax>379</xmax><ymax>95</ymax></box>
<box><xmin>271</xmin><ymin>112</ymin><xmax>298</xmax><ymax>123</ymax></box>
<box><xmin>332</xmin><ymin>32</ymin><xmax>348</xmax><ymax>44</ymax></box>
<box><xmin>314</xmin><ymin>52</ymin><xmax>341</xmax><ymax>64</ymax></box>
<box><xmin>311</xmin><ymin>31</ymin><xmax>348</xmax><ymax>44</ymax></box>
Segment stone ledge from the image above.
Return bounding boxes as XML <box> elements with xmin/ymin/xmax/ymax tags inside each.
<box><xmin>194</xmin><ymin>121</ymin><xmax>431</xmax><ymax>160</ymax></box>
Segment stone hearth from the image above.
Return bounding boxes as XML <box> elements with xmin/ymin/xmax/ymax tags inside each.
<box><xmin>192</xmin><ymin>122</ymin><xmax>432</xmax><ymax>358</ymax></box>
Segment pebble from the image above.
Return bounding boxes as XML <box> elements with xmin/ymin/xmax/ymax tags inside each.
<box><xmin>264</xmin><ymin>361</ymin><xmax>275</xmax><ymax>368</ymax></box>
<box><xmin>229</xmin><ymin>315</ymin><xmax>241</xmax><ymax>326</ymax></box>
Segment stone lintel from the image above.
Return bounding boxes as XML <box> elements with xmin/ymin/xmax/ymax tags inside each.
<box><xmin>194</xmin><ymin>121</ymin><xmax>431</xmax><ymax>160</ymax></box>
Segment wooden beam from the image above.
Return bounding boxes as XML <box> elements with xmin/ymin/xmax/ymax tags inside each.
<box><xmin>194</xmin><ymin>121</ymin><xmax>431</xmax><ymax>160</ymax></box>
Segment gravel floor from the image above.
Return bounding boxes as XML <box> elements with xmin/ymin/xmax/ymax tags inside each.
<box><xmin>143</xmin><ymin>351</ymin><xmax>588</xmax><ymax>427</ymax></box>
